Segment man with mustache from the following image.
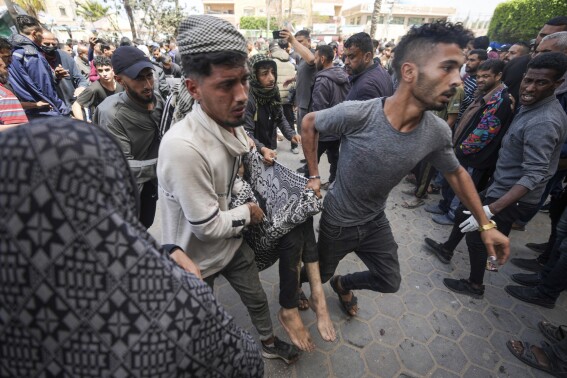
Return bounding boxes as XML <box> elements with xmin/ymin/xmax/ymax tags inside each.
<box><xmin>93</xmin><ymin>46</ymin><xmax>164</xmax><ymax>228</ymax></box>
<box><xmin>300</xmin><ymin>21</ymin><xmax>510</xmax><ymax>316</ymax></box>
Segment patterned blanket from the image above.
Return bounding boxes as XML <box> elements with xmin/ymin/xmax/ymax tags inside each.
<box><xmin>232</xmin><ymin>151</ymin><xmax>322</xmax><ymax>270</ymax></box>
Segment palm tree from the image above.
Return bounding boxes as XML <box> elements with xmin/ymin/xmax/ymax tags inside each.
<box><xmin>76</xmin><ymin>0</ymin><xmax>111</xmax><ymax>23</ymax></box>
<box><xmin>12</xmin><ymin>0</ymin><xmax>46</xmax><ymax>18</ymax></box>
<box><xmin>369</xmin><ymin>0</ymin><xmax>382</xmax><ymax>40</ymax></box>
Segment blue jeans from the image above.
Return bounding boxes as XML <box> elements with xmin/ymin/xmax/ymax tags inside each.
<box><xmin>313</xmin><ymin>211</ymin><xmax>401</xmax><ymax>293</ymax></box>
<box><xmin>537</xmin><ymin>207</ymin><xmax>567</xmax><ymax>301</ymax></box>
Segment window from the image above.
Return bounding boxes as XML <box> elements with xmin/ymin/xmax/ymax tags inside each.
<box><xmin>243</xmin><ymin>8</ymin><xmax>254</xmax><ymax>16</ymax></box>
<box><xmin>389</xmin><ymin>16</ymin><xmax>405</xmax><ymax>25</ymax></box>
<box><xmin>356</xmin><ymin>16</ymin><xmax>362</xmax><ymax>25</ymax></box>
<box><xmin>59</xmin><ymin>6</ymin><xmax>67</xmax><ymax>16</ymax></box>
<box><xmin>408</xmin><ymin>17</ymin><xmax>424</xmax><ymax>25</ymax></box>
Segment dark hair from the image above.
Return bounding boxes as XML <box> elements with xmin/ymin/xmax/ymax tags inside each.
<box><xmin>16</xmin><ymin>15</ymin><xmax>41</xmax><ymax>35</ymax></box>
<box><xmin>93</xmin><ymin>56</ymin><xmax>112</xmax><ymax>68</ymax></box>
<box><xmin>527</xmin><ymin>52</ymin><xmax>567</xmax><ymax>80</ymax></box>
<box><xmin>161</xmin><ymin>54</ymin><xmax>172</xmax><ymax>64</ymax></box>
<box><xmin>0</xmin><ymin>37</ymin><xmax>12</xmax><ymax>51</ymax></box>
<box><xmin>469</xmin><ymin>49</ymin><xmax>488</xmax><ymax>60</ymax></box>
<box><xmin>181</xmin><ymin>50</ymin><xmax>247</xmax><ymax>78</ymax></box>
<box><xmin>473</xmin><ymin>36</ymin><xmax>490</xmax><ymax>50</ymax></box>
<box><xmin>477</xmin><ymin>59</ymin><xmax>505</xmax><ymax>75</ymax></box>
<box><xmin>277</xmin><ymin>39</ymin><xmax>288</xmax><ymax>50</ymax></box>
<box><xmin>100</xmin><ymin>43</ymin><xmax>111</xmax><ymax>52</ymax></box>
<box><xmin>316</xmin><ymin>44</ymin><xmax>334</xmax><ymax>62</ymax></box>
<box><xmin>295</xmin><ymin>30</ymin><xmax>310</xmax><ymax>39</ymax></box>
<box><xmin>254</xmin><ymin>61</ymin><xmax>274</xmax><ymax>74</ymax></box>
<box><xmin>393</xmin><ymin>21</ymin><xmax>474</xmax><ymax>78</ymax></box>
<box><xmin>372</xmin><ymin>39</ymin><xmax>380</xmax><ymax>49</ymax></box>
<box><xmin>328</xmin><ymin>41</ymin><xmax>338</xmax><ymax>50</ymax></box>
<box><xmin>514</xmin><ymin>41</ymin><xmax>531</xmax><ymax>50</ymax></box>
<box><xmin>120</xmin><ymin>37</ymin><xmax>132</xmax><ymax>46</ymax></box>
<box><xmin>546</xmin><ymin>16</ymin><xmax>567</xmax><ymax>27</ymax></box>
<box><xmin>344</xmin><ymin>32</ymin><xmax>373</xmax><ymax>54</ymax></box>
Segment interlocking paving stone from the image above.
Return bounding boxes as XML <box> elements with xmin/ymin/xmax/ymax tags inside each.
<box><xmin>399</xmin><ymin>312</ymin><xmax>435</xmax><ymax>343</ymax></box>
<box><xmin>294</xmin><ymin>350</ymin><xmax>329</xmax><ymax>378</ymax></box>
<box><xmin>402</xmin><ymin>290</ymin><xmax>435</xmax><ymax>316</ymax></box>
<box><xmin>483</xmin><ymin>306</ymin><xmax>522</xmax><ymax>334</ymax></box>
<box><xmin>460</xmin><ymin>334</ymin><xmax>500</xmax><ymax>370</ymax></box>
<box><xmin>329</xmin><ymin>345</ymin><xmax>366</xmax><ymax>378</ymax></box>
<box><xmin>363</xmin><ymin>342</ymin><xmax>401</xmax><ymax>378</ymax></box>
<box><xmin>457</xmin><ymin>308</ymin><xmax>494</xmax><ymax>338</ymax></box>
<box><xmin>427</xmin><ymin>310</ymin><xmax>464</xmax><ymax>341</ymax></box>
<box><xmin>340</xmin><ymin>318</ymin><xmax>373</xmax><ymax>349</ymax></box>
<box><xmin>146</xmin><ymin>145</ymin><xmax>567</xmax><ymax>377</ymax></box>
<box><xmin>397</xmin><ymin>339</ymin><xmax>435</xmax><ymax>376</ymax></box>
<box><xmin>370</xmin><ymin>314</ymin><xmax>404</xmax><ymax>347</ymax></box>
<box><xmin>429</xmin><ymin>336</ymin><xmax>467</xmax><ymax>374</ymax></box>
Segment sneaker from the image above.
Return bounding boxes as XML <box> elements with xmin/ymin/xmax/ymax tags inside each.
<box><xmin>432</xmin><ymin>213</ymin><xmax>454</xmax><ymax>226</ymax></box>
<box><xmin>262</xmin><ymin>336</ymin><xmax>300</xmax><ymax>364</ymax></box>
<box><xmin>526</xmin><ymin>242</ymin><xmax>548</xmax><ymax>254</ymax></box>
<box><xmin>424</xmin><ymin>203</ymin><xmax>445</xmax><ymax>215</ymax></box>
<box><xmin>291</xmin><ymin>147</ymin><xmax>299</xmax><ymax>154</ymax></box>
<box><xmin>443</xmin><ymin>278</ymin><xmax>484</xmax><ymax>299</ymax></box>
<box><xmin>424</xmin><ymin>237</ymin><xmax>453</xmax><ymax>264</ymax></box>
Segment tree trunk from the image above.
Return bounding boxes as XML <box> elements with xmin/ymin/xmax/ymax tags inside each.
<box><xmin>123</xmin><ymin>0</ymin><xmax>137</xmax><ymax>39</ymax></box>
<box><xmin>369</xmin><ymin>0</ymin><xmax>382</xmax><ymax>40</ymax></box>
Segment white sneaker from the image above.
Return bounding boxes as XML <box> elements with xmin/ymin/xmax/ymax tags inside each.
<box><xmin>291</xmin><ymin>147</ymin><xmax>299</xmax><ymax>154</ymax></box>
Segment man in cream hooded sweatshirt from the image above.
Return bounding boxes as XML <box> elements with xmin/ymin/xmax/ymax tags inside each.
<box><xmin>157</xmin><ymin>15</ymin><xmax>301</xmax><ymax>364</ymax></box>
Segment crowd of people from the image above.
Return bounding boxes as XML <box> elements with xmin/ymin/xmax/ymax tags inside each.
<box><xmin>0</xmin><ymin>11</ymin><xmax>567</xmax><ymax>378</ymax></box>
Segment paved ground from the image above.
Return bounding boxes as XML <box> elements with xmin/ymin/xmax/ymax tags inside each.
<box><xmin>149</xmin><ymin>139</ymin><xmax>566</xmax><ymax>378</ymax></box>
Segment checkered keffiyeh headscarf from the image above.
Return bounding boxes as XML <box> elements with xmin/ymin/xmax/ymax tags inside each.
<box><xmin>177</xmin><ymin>15</ymin><xmax>247</xmax><ymax>56</ymax></box>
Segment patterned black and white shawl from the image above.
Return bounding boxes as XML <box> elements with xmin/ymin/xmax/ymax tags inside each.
<box><xmin>232</xmin><ymin>151</ymin><xmax>322</xmax><ymax>271</ymax></box>
<box><xmin>0</xmin><ymin>118</ymin><xmax>263</xmax><ymax>377</ymax></box>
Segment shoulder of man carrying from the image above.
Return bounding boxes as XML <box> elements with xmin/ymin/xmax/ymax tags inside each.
<box><xmin>177</xmin><ymin>15</ymin><xmax>247</xmax><ymax>56</ymax></box>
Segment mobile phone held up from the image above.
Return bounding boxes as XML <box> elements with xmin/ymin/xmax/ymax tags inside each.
<box><xmin>272</xmin><ymin>30</ymin><xmax>282</xmax><ymax>40</ymax></box>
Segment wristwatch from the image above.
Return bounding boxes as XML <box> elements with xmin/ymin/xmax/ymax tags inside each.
<box><xmin>478</xmin><ymin>220</ymin><xmax>497</xmax><ymax>232</ymax></box>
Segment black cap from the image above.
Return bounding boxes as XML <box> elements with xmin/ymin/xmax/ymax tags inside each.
<box><xmin>111</xmin><ymin>46</ymin><xmax>154</xmax><ymax>78</ymax></box>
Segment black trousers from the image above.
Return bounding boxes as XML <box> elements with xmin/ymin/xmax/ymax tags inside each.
<box><xmin>139</xmin><ymin>181</ymin><xmax>158</xmax><ymax>228</ymax></box>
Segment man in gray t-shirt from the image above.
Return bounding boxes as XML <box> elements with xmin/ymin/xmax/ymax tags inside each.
<box><xmin>300</xmin><ymin>21</ymin><xmax>510</xmax><ymax>317</ymax></box>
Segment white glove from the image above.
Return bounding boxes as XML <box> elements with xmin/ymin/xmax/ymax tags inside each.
<box><xmin>459</xmin><ymin>205</ymin><xmax>494</xmax><ymax>233</ymax></box>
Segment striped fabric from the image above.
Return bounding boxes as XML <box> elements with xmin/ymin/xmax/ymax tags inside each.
<box><xmin>456</xmin><ymin>75</ymin><xmax>477</xmax><ymax>126</ymax></box>
<box><xmin>0</xmin><ymin>84</ymin><xmax>28</xmax><ymax>125</ymax></box>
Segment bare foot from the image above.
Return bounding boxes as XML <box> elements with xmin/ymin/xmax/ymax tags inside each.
<box><xmin>310</xmin><ymin>291</ymin><xmax>336</xmax><ymax>342</ymax></box>
<box><xmin>508</xmin><ymin>340</ymin><xmax>551</xmax><ymax>369</ymax></box>
<box><xmin>278</xmin><ymin>308</ymin><xmax>314</xmax><ymax>352</ymax></box>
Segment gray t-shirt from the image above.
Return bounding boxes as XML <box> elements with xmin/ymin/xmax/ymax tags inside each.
<box><xmin>295</xmin><ymin>53</ymin><xmax>316</xmax><ymax>109</ymax></box>
<box><xmin>316</xmin><ymin>98</ymin><xmax>460</xmax><ymax>226</ymax></box>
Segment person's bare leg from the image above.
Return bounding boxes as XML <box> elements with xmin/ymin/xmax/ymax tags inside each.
<box><xmin>278</xmin><ymin>307</ymin><xmax>314</xmax><ymax>352</ymax></box>
<box><xmin>305</xmin><ymin>261</ymin><xmax>336</xmax><ymax>342</ymax></box>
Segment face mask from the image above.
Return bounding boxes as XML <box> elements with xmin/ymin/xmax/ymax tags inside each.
<box><xmin>41</xmin><ymin>45</ymin><xmax>57</xmax><ymax>55</ymax></box>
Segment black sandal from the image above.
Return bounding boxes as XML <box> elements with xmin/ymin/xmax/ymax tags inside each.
<box><xmin>330</xmin><ymin>275</ymin><xmax>358</xmax><ymax>316</ymax></box>
<box><xmin>506</xmin><ymin>340</ymin><xmax>554</xmax><ymax>375</ymax></box>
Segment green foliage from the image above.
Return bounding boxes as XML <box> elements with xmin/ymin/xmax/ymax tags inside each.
<box><xmin>239</xmin><ymin>16</ymin><xmax>278</xmax><ymax>30</ymax></box>
<box><xmin>12</xmin><ymin>0</ymin><xmax>46</xmax><ymax>18</ymax></box>
<box><xmin>76</xmin><ymin>0</ymin><xmax>111</xmax><ymax>23</ymax></box>
<box><xmin>488</xmin><ymin>0</ymin><xmax>567</xmax><ymax>43</ymax></box>
<box><xmin>136</xmin><ymin>0</ymin><xmax>185</xmax><ymax>39</ymax></box>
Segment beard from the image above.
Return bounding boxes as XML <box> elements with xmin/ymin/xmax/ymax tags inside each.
<box><xmin>125</xmin><ymin>85</ymin><xmax>154</xmax><ymax>104</ymax></box>
<box><xmin>414</xmin><ymin>71</ymin><xmax>456</xmax><ymax>111</ymax></box>
<box><xmin>221</xmin><ymin>115</ymin><xmax>246</xmax><ymax>128</ymax></box>
<box><xmin>0</xmin><ymin>73</ymin><xmax>7</xmax><ymax>85</ymax></box>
